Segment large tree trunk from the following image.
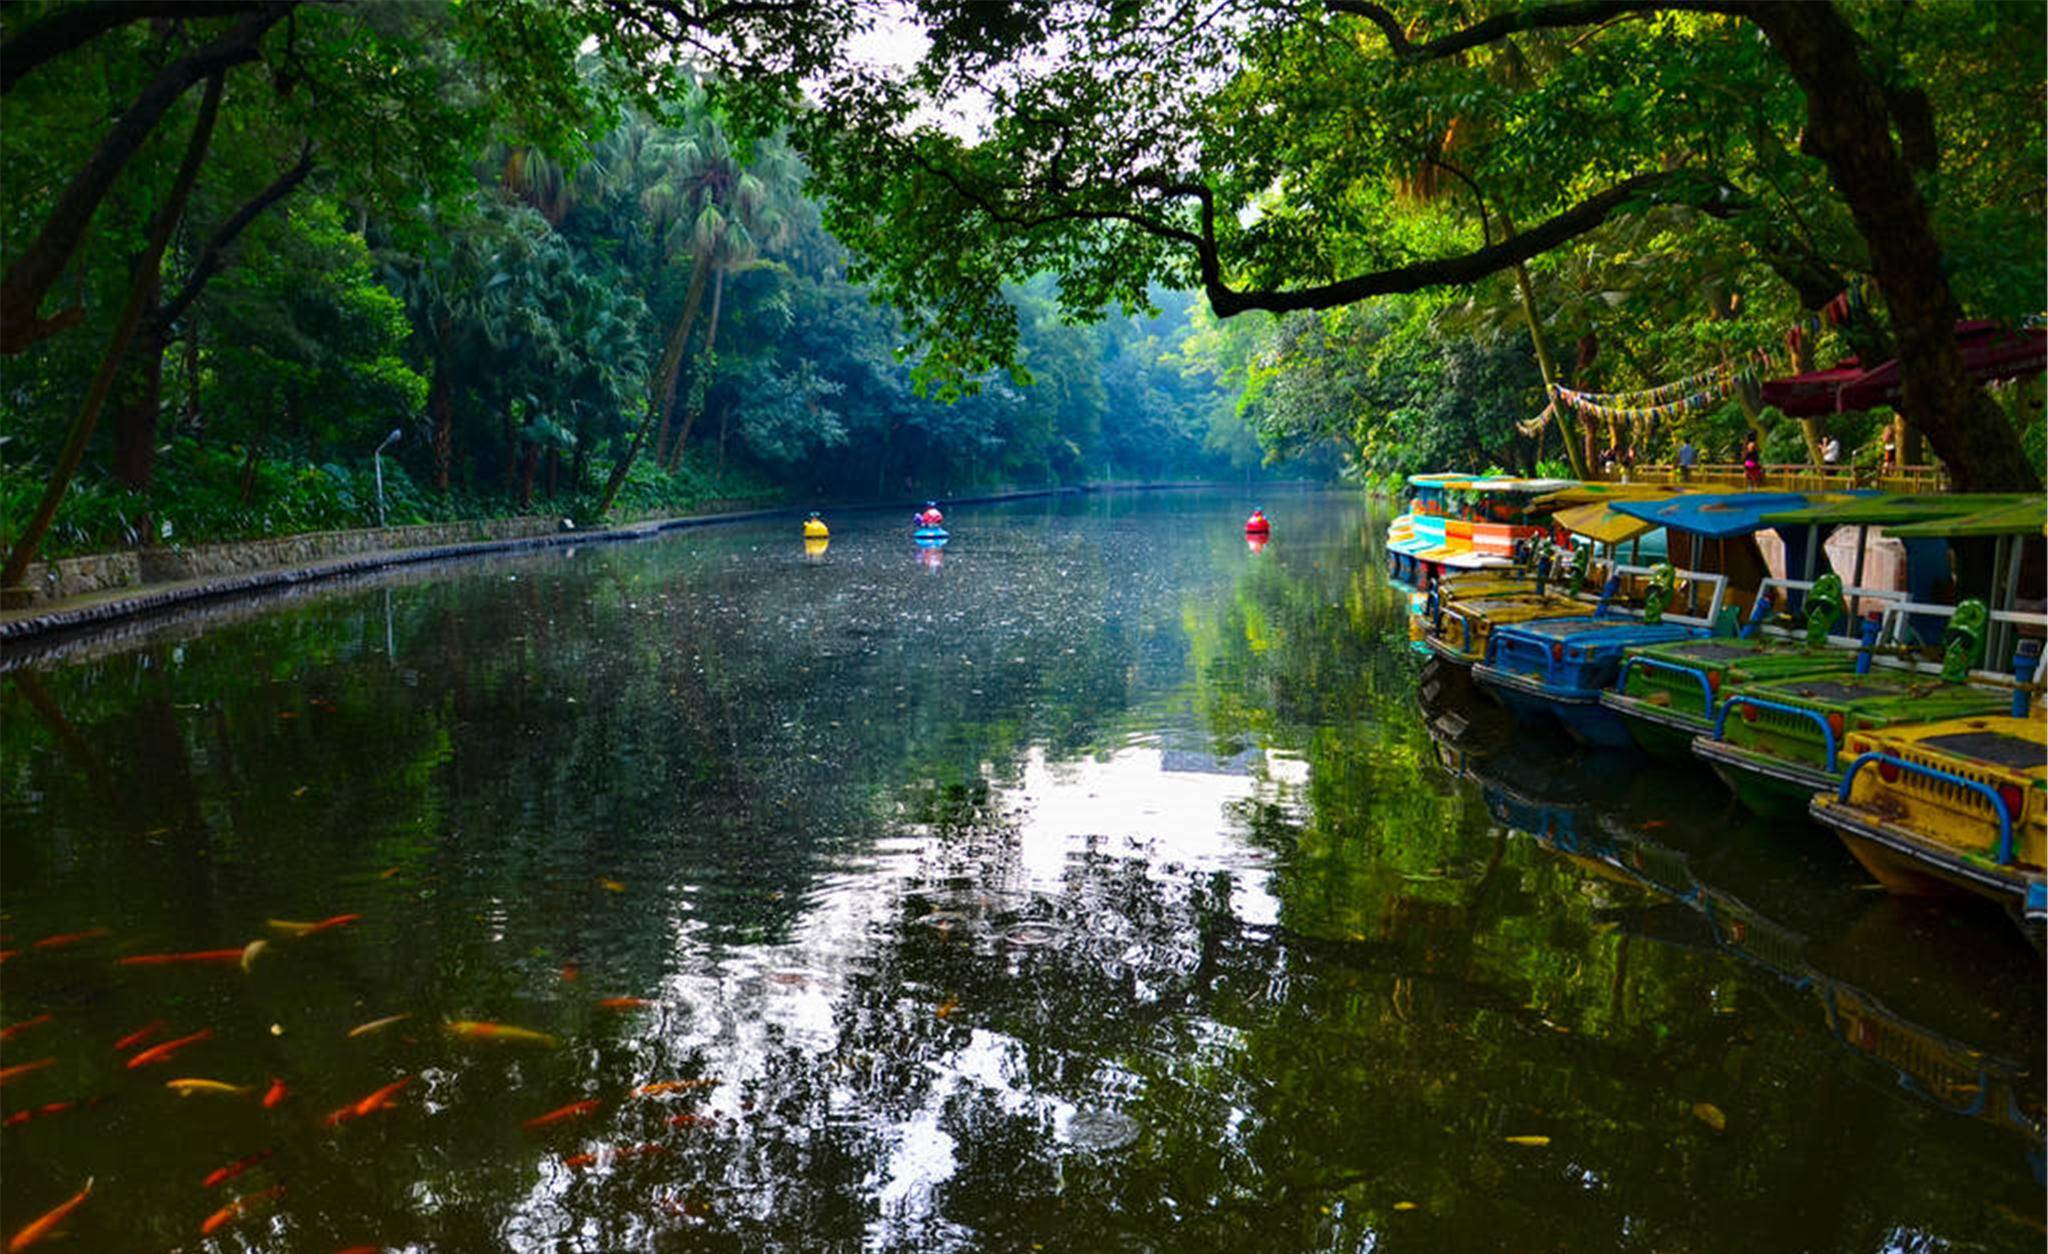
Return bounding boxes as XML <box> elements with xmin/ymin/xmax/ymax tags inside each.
<box><xmin>1748</xmin><ymin>1</ymin><xmax>2037</xmax><ymax>490</ymax></box>
<box><xmin>1</xmin><ymin>72</ymin><xmax>225</xmax><ymax>596</ymax></box>
<box><xmin>596</xmin><ymin>262</ymin><xmax>708</xmax><ymax>516</ymax></box>
<box><xmin>111</xmin><ymin>305</ymin><xmax>167</xmax><ymax>492</ymax></box>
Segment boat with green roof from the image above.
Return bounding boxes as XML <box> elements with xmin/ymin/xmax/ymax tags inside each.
<box><xmin>1691</xmin><ymin>497</ymin><xmax>2045</xmax><ymax>818</ymax></box>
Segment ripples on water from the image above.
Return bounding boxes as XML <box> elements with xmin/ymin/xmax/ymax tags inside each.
<box><xmin>1</xmin><ymin>490</ymin><xmax>2041</xmax><ymax>1251</ymax></box>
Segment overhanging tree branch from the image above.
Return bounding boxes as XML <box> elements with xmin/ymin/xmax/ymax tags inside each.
<box><xmin>158</xmin><ymin>142</ymin><xmax>316</xmax><ymax>329</ymax></box>
<box><xmin>1180</xmin><ymin>170</ymin><xmax>1699</xmax><ymax>315</ymax></box>
<box><xmin>1323</xmin><ymin>0</ymin><xmax>1748</xmax><ymax>61</ymax></box>
<box><xmin>0</xmin><ymin>0</ymin><xmax>258</xmax><ymax>94</ymax></box>
<box><xmin>0</xmin><ymin>1</ymin><xmax>295</xmax><ymax>355</ymax></box>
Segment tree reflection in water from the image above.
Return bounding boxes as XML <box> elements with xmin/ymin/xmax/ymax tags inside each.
<box><xmin>2</xmin><ymin>493</ymin><xmax>2040</xmax><ymax>1251</ymax></box>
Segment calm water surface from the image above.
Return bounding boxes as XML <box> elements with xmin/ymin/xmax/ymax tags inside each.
<box><xmin>2</xmin><ymin>490</ymin><xmax>2042</xmax><ymax>1251</ymax></box>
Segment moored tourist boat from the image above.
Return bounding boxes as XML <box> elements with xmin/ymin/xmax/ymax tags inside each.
<box><xmin>1810</xmin><ymin>713</ymin><xmax>2044</xmax><ymax>939</ymax></box>
<box><xmin>1416</xmin><ymin>485</ymin><xmax>1683</xmax><ymax>667</ymax></box>
<box><xmin>1693</xmin><ymin>497</ymin><xmax>2045</xmax><ymax>817</ymax></box>
<box><xmin>1384</xmin><ymin>473</ymin><xmax>1576</xmax><ymax>590</ymax></box>
<box><xmin>1473</xmin><ymin>492</ymin><xmax>1846</xmax><ymax>746</ymax></box>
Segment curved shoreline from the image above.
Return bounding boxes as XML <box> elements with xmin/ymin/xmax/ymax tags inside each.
<box><xmin>0</xmin><ymin>482</ymin><xmax>1308</xmax><ymax>664</ymax></box>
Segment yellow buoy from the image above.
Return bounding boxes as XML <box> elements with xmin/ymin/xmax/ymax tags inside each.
<box><xmin>802</xmin><ymin>513</ymin><xmax>829</xmax><ymax>538</ymax></box>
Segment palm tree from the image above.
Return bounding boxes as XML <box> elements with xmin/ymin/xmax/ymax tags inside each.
<box><xmin>594</xmin><ymin>98</ymin><xmax>795</xmax><ymax>513</ymax></box>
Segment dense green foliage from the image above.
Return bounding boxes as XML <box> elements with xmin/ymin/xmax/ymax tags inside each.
<box><xmin>3</xmin><ymin>0</ymin><xmax>2042</xmax><ymax>572</ymax></box>
<box><xmin>784</xmin><ymin>0</ymin><xmax>2044</xmax><ymax>486</ymax></box>
<box><xmin>0</xmin><ymin>3</ymin><xmax>1262</xmax><ymax>565</ymax></box>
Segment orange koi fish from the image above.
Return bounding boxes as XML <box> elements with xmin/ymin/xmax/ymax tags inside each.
<box><xmin>5</xmin><ymin>1176</ymin><xmax>91</xmax><ymax>1251</ymax></box>
<box><xmin>333</xmin><ymin>1247</ymin><xmax>382</xmax><ymax>1254</ymax></box>
<box><xmin>630</xmin><ymin>1079</ymin><xmax>716</xmax><ymax>1097</ymax></box>
<box><xmin>445</xmin><ymin>1020</ymin><xmax>557</xmax><ymax>1047</ymax></box>
<box><xmin>0</xmin><ymin>1013</ymin><xmax>52</xmax><ymax>1042</ymax></box>
<box><xmin>562</xmin><ymin>1142</ymin><xmax>665</xmax><ymax>1169</ymax></box>
<box><xmin>117</xmin><ymin>949</ymin><xmax>245</xmax><ymax>966</ymax></box>
<box><xmin>262</xmin><ymin>1078</ymin><xmax>289</xmax><ymax>1109</ymax></box>
<box><xmin>201</xmin><ymin>1147</ymin><xmax>275</xmax><ymax>1189</ymax></box>
<box><xmin>346</xmin><ymin>1014</ymin><xmax>410</xmax><ymax>1038</ymax></box>
<box><xmin>112</xmin><ymin>1020</ymin><xmax>167</xmax><ymax>1051</ymax></box>
<box><xmin>667</xmin><ymin>1112</ymin><xmax>717</xmax><ymax>1128</ymax></box>
<box><xmin>165</xmin><ymin>1078</ymin><xmax>255</xmax><ymax>1098</ymax></box>
<box><xmin>595</xmin><ymin>997</ymin><xmax>653</xmax><ymax>1010</ymax></box>
<box><xmin>0</xmin><ymin>1059</ymin><xmax>54</xmax><ymax>1086</ymax></box>
<box><xmin>324</xmin><ymin>1076</ymin><xmax>413</xmax><ymax>1127</ymax></box>
<box><xmin>522</xmin><ymin>1099</ymin><xmax>601</xmax><ymax>1130</ymax></box>
<box><xmin>0</xmin><ymin>951</ymin><xmax>17</xmax><ymax>964</ymax></box>
<box><xmin>2</xmin><ymin>1101</ymin><xmax>73</xmax><ymax>1128</ymax></box>
<box><xmin>33</xmin><ymin>928</ymin><xmax>108</xmax><ymax>950</ymax></box>
<box><xmin>559</xmin><ymin>963</ymin><xmax>581</xmax><ymax>983</ymax></box>
<box><xmin>268</xmin><ymin>914</ymin><xmax>360</xmax><ymax>938</ymax></box>
<box><xmin>125</xmin><ymin>1028</ymin><xmax>213</xmax><ymax>1069</ymax></box>
<box><xmin>199</xmin><ymin>1185</ymin><xmax>284</xmax><ymax>1236</ymax></box>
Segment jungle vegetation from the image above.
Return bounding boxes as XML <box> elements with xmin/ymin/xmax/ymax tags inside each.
<box><xmin>2</xmin><ymin>0</ymin><xmax>2041</xmax><ymax>582</ymax></box>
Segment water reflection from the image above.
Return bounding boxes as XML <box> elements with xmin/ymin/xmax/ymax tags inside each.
<box><xmin>2</xmin><ymin>491</ymin><xmax>2041</xmax><ymax>1251</ymax></box>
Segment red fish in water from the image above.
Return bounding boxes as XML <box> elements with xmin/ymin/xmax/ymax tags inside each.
<box><xmin>0</xmin><ymin>951</ymin><xmax>16</xmax><ymax>964</ymax></box>
<box><xmin>0</xmin><ymin>1014</ymin><xmax>52</xmax><ymax>1043</ymax></box>
<box><xmin>333</xmin><ymin>1247</ymin><xmax>382</xmax><ymax>1254</ymax></box>
<box><xmin>262</xmin><ymin>1077</ymin><xmax>289</xmax><ymax>1109</ymax></box>
<box><xmin>201</xmin><ymin>1147</ymin><xmax>274</xmax><ymax>1189</ymax></box>
<box><xmin>594</xmin><ymin>997</ymin><xmax>653</xmax><ymax>1010</ymax></box>
<box><xmin>33</xmin><ymin>928</ymin><xmax>108</xmax><ymax>950</ymax></box>
<box><xmin>112</xmin><ymin>1020</ymin><xmax>166</xmax><ymax>1052</ymax></box>
<box><xmin>325</xmin><ymin>1075</ymin><xmax>413</xmax><ymax>1127</ymax></box>
<box><xmin>117</xmin><ymin>949</ymin><xmax>245</xmax><ymax>966</ymax></box>
<box><xmin>125</xmin><ymin>1029</ymin><xmax>213</xmax><ymax>1069</ymax></box>
<box><xmin>6</xmin><ymin>1176</ymin><xmax>91</xmax><ymax>1250</ymax></box>
<box><xmin>667</xmin><ymin>1112</ymin><xmax>717</xmax><ymax>1128</ymax></box>
<box><xmin>522</xmin><ymin>1098</ymin><xmax>601</xmax><ymax>1130</ymax></box>
<box><xmin>2</xmin><ymin>1101</ymin><xmax>73</xmax><ymax>1128</ymax></box>
<box><xmin>0</xmin><ymin>1059</ymin><xmax>54</xmax><ymax>1086</ymax></box>
<box><xmin>559</xmin><ymin>962</ymin><xmax>581</xmax><ymax>983</ymax></box>
<box><xmin>199</xmin><ymin>1185</ymin><xmax>284</xmax><ymax>1236</ymax></box>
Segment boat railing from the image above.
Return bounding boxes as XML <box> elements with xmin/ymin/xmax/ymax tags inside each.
<box><xmin>1833</xmin><ymin>752</ymin><xmax>2019</xmax><ymax>865</ymax></box>
<box><xmin>1712</xmin><ymin>693</ymin><xmax>1846</xmax><ymax>771</ymax></box>
<box><xmin>1744</xmin><ymin>577</ymin><xmax>1907</xmax><ymax>645</ymax></box>
<box><xmin>1604</xmin><ymin>563</ymin><xmax>1728</xmax><ymax>627</ymax></box>
<box><xmin>1873</xmin><ymin>601</ymin><xmax>2048</xmax><ymax>684</ymax></box>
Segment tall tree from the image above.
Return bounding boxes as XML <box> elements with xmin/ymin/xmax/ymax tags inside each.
<box><xmin>781</xmin><ymin>0</ymin><xmax>2042</xmax><ymax>489</ymax></box>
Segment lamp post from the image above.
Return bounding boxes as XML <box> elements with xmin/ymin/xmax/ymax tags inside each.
<box><xmin>373</xmin><ymin>428</ymin><xmax>401</xmax><ymax>528</ymax></box>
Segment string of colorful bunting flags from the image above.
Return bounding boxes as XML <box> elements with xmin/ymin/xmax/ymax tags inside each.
<box><xmin>1547</xmin><ymin>367</ymin><xmax>1754</xmax><ymax>423</ymax></box>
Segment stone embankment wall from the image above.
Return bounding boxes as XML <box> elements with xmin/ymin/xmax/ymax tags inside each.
<box><xmin>16</xmin><ymin>517</ymin><xmax>562</xmax><ymax>606</ymax></box>
<box><xmin>14</xmin><ymin>503</ymin><xmax>770</xmax><ymax>607</ymax></box>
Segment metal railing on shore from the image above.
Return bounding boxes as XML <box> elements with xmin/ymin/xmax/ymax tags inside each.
<box><xmin>1597</xmin><ymin>463</ymin><xmax>1949</xmax><ymax>493</ymax></box>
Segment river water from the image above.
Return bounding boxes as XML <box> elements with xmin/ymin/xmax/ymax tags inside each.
<box><xmin>2</xmin><ymin>489</ymin><xmax>2041</xmax><ymax>1251</ymax></box>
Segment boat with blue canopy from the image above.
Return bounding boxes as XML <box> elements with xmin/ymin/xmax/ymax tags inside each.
<box><xmin>1471</xmin><ymin>492</ymin><xmax>1858</xmax><ymax>747</ymax></box>
<box><xmin>1593</xmin><ymin>492</ymin><xmax>2001</xmax><ymax>759</ymax></box>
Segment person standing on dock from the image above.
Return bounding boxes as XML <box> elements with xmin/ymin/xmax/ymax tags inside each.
<box><xmin>1741</xmin><ymin>433</ymin><xmax>1763</xmax><ymax>488</ymax></box>
<box><xmin>1677</xmin><ymin>436</ymin><xmax>1696</xmax><ymax>483</ymax></box>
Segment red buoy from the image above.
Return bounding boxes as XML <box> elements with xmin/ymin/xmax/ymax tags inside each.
<box><xmin>1244</xmin><ymin>508</ymin><xmax>1270</xmax><ymax>535</ymax></box>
